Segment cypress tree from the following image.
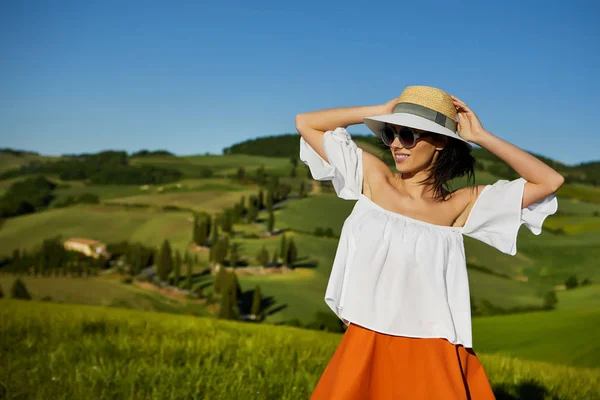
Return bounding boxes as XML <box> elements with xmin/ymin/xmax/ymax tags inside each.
<box><xmin>267</xmin><ymin>209</ymin><xmax>275</xmax><ymax>233</ymax></box>
<box><xmin>205</xmin><ymin>214</ymin><xmax>212</xmax><ymax>239</ymax></box>
<box><xmin>201</xmin><ymin>219</ymin><xmax>210</xmax><ymax>245</ymax></box>
<box><xmin>209</xmin><ymin>221</ymin><xmax>219</xmax><ymax>262</ymax></box>
<box><xmin>279</xmin><ymin>235</ymin><xmax>287</xmax><ymax>262</ymax></box>
<box><xmin>229</xmin><ymin>242</ymin><xmax>239</xmax><ymax>268</ymax></box>
<box><xmin>265</xmin><ymin>190</ymin><xmax>273</xmax><ymax>212</ymax></box>
<box><xmin>286</xmin><ymin>237</ymin><xmax>298</xmax><ymax>267</ymax></box>
<box><xmin>192</xmin><ymin>215</ymin><xmax>199</xmax><ymax>245</ymax></box>
<box><xmin>214</xmin><ymin>267</ymin><xmax>228</xmax><ymax>295</ymax></box>
<box><xmin>218</xmin><ymin>271</ymin><xmax>240</xmax><ymax>320</ymax></box>
<box><xmin>186</xmin><ymin>256</ymin><xmax>192</xmax><ymax>289</ymax></box>
<box><xmin>255</xmin><ymin>246</ymin><xmax>269</xmax><ymax>267</ymax></box>
<box><xmin>271</xmin><ymin>248</ymin><xmax>278</xmax><ymax>267</ymax></box>
<box><xmin>11</xmin><ymin>278</ymin><xmax>31</xmax><ymax>300</ymax></box>
<box><xmin>174</xmin><ymin>250</ymin><xmax>182</xmax><ymax>287</ymax></box>
<box><xmin>258</xmin><ymin>189</ymin><xmax>264</xmax><ymax>210</ymax></box>
<box><xmin>157</xmin><ymin>239</ymin><xmax>173</xmax><ymax>283</ymax></box>
<box><xmin>221</xmin><ymin>210</ymin><xmax>232</xmax><ymax>233</ymax></box>
<box><xmin>251</xmin><ymin>284</ymin><xmax>262</xmax><ymax>319</ymax></box>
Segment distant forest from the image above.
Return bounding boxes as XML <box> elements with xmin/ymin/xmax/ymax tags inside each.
<box><xmin>2</xmin><ymin>132</ymin><xmax>599</xmax><ymax>187</ymax></box>
<box><xmin>0</xmin><ymin>150</ymin><xmax>183</xmax><ymax>184</ymax></box>
<box><xmin>223</xmin><ymin>133</ymin><xmax>600</xmax><ymax>186</ymax></box>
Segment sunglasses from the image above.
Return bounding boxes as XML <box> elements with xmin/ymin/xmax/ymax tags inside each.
<box><xmin>381</xmin><ymin>124</ymin><xmax>435</xmax><ymax>148</ymax></box>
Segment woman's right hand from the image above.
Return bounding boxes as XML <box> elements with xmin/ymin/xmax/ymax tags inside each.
<box><xmin>378</xmin><ymin>96</ymin><xmax>402</xmax><ymax>115</ymax></box>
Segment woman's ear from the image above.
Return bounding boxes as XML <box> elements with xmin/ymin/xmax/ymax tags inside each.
<box><xmin>434</xmin><ymin>135</ymin><xmax>449</xmax><ymax>151</ymax></box>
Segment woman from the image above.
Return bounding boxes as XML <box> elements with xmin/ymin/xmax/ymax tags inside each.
<box><xmin>296</xmin><ymin>86</ymin><xmax>563</xmax><ymax>399</ymax></box>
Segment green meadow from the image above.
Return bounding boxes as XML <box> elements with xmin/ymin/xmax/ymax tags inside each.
<box><xmin>1</xmin><ymin>300</ymin><xmax>599</xmax><ymax>400</ymax></box>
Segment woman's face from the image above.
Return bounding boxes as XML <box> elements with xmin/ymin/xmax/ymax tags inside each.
<box><xmin>388</xmin><ymin>125</ymin><xmax>447</xmax><ymax>174</ymax></box>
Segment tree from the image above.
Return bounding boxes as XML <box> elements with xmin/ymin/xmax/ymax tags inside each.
<box><xmin>280</xmin><ymin>235</ymin><xmax>287</xmax><ymax>262</ymax></box>
<box><xmin>174</xmin><ymin>250</ymin><xmax>182</xmax><ymax>287</ymax></box>
<box><xmin>218</xmin><ymin>271</ymin><xmax>240</xmax><ymax>320</ymax></box>
<box><xmin>246</xmin><ymin>203</ymin><xmax>258</xmax><ymax>223</ymax></box>
<box><xmin>266</xmin><ymin>190</ymin><xmax>274</xmax><ymax>212</ymax></box>
<box><xmin>237</xmin><ymin>166</ymin><xmax>246</xmax><ymax>181</ymax></box>
<box><xmin>256</xmin><ymin>164</ymin><xmax>266</xmax><ymax>185</ymax></box>
<box><xmin>0</xmin><ymin>283</ymin><xmax>4</xmax><ymax>298</ymax></box>
<box><xmin>11</xmin><ymin>278</ymin><xmax>31</xmax><ymax>300</ymax></box>
<box><xmin>285</xmin><ymin>237</ymin><xmax>298</xmax><ymax>267</ymax></box>
<box><xmin>186</xmin><ymin>255</ymin><xmax>193</xmax><ymax>289</ymax></box>
<box><xmin>157</xmin><ymin>239</ymin><xmax>173</xmax><ymax>283</ymax></box>
<box><xmin>251</xmin><ymin>284</ymin><xmax>262</xmax><ymax>319</ymax></box>
<box><xmin>271</xmin><ymin>248</ymin><xmax>278</xmax><ymax>267</ymax></box>
<box><xmin>542</xmin><ymin>290</ymin><xmax>558</xmax><ymax>310</ymax></box>
<box><xmin>299</xmin><ymin>181</ymin><xmax>306</xmax><ymax>197</ymax></box>
<box><xmin>267</xmin><ymin>209</ymin><xmax>275</xmax><ymax>233</ymax></box>
<box><xmin>258</xmin><ymin>190</ymin><xmax>264</xmax><ymax>210</ymax></box>
<box><xmin>214</xmin><ymin>267</ymin><xmax>228</xmax><ymax>295</ymax></box>
<box><xmin>209</xmin><ymin>218</ymin><xmax>219</xmax><ymax>262</ymax></box>
<box><xmin>221</xmin><ymin>210</ymin><xmax>232</xmax><ymax>234</ymax></box>
<box><xmin>565</xmin><ymin>275</ymin><xmax>579</xmax><ymax>289</ymax></box>
<box><xmin>255</xmin><ymin>246</ymin><xmax>269</xmax><ymax>267</ymax></box>
<box><xmin>229</xmin><ymin>242</ymin><xmax>239</xmax><ymax>268</ymax></box>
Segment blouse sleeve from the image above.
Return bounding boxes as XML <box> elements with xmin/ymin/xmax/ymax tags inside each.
<box><xmin>461</xmin><ymin>177</ymin><xmax>558</xmax><ymax>256</ymax></box>
<box><xmin>299</xmin><ymin>127</ymin><xmax>363</xmax><ymax>200</ymax></box>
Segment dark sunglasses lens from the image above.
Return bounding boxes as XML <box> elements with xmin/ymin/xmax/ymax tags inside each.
<box><xmin>381</xmin><ymin>125</ymin><xmax>395</xmax><ymax>145</ymax></box>
<box><xmin>399</xmin><ymin>128</ymin><xmax>416</xmax><ymax>148</ymax></box>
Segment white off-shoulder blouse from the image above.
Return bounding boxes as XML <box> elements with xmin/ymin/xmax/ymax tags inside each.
<box><xmin>299</xmin><ymin>127</ymin><xmax>558</xmax><ymax>348</ymax></box>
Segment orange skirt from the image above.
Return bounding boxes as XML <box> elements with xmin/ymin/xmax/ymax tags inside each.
<box><xmin>311</xmin><ymin>323</ymin><xmax>496</xmax><ymax>400</ymax></box>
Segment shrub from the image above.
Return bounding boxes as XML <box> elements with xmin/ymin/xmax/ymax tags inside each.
<box><xmin>10</xmin><ymin>278</ymin><xmax>32</xmax><ymax>300</ymax></box>
<box><xmin>542</xmin><ymin>291</ymin><xmax>558</xmax><ymax>310</ymax></box>
<box><xmin>565</xmin><ymin>275</ymin><xmax>579</xmax><ymax>290</ymax></box>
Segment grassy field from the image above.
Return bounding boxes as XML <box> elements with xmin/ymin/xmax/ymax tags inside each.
<box><xmin>0</xmin><ymin>276</ymin><xmax>209</xmax><ymax>316</ymax></box>
<box><xmin>473</xmin><ymin>307</ymin><xmax>600</xmax><ymax>368</ymax></box>
<box><xmin>1</xmin><ymin>300</ymin><xmax>599</xmax><ymax>400</ymax></box>
<box><xmin>0</xmin><ymin>205</ymin><xmax>195</xmax><ymax>256</ymax></box>
<box><xmin>130</xmin><ymin>153</ymin><xmax>294</xmax><ymax>178</ymax></box>
<box><xmin>0</xmin><ymin>187</ymin><xmax>585</xmax><ymax>324</ymax></box>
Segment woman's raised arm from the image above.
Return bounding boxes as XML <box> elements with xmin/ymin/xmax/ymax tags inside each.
<box><xmin>451</xmin><ymin>94</ymin><xmax>565</xmax><ymax>208</ymax></box>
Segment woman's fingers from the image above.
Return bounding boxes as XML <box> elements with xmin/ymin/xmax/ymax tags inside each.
<box><xmin>451</xmin><ymin>95</ymin><xmax>473</xmax><ymax>113</ymax></box>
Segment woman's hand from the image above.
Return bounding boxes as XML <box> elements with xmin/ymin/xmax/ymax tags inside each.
<box><xmin>378</xmin><ymin>96</ymin><xmax>402</xmax><ymax>115</ymax></box>
<box><xmin>450</xmin><ymin>94</ymin><xmax>489</xmax><ymax>143</ymax></box>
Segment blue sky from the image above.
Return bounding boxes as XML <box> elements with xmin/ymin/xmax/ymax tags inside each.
<box><xmin>1</xmin><ymin>0</ymin><xmax>598</xmax><ymax>165</ymax></box>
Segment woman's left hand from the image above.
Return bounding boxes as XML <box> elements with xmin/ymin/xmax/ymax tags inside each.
<box><xmin>450</xmin><ymin>94</ymin><xmax>488</xmax><ymax>143</ymax></box>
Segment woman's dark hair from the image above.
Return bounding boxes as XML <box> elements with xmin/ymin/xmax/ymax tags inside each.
<box><xmin>378</xmin><ymin>133</ymin><xmax>476</xmax><ymax>202</ymax></box>
<box><xmin>419</xmin><ymin>134</ymin><xmax>476</xmax><ymax>202</ymax></box>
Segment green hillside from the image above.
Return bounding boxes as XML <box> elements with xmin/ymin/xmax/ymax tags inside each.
<box><xmin>1</xmin><ymin>143</ymin><xmax>599</xmax><ymax>325</ymax></box>
<box><xmin>1</xmin><ymin>300</ymin><xmax>598</xmax><ymax>400</ymax></box>
<box><xmin>0</xmin><ymin>276</ymin><xmax>209</xmax><ymax>316</ymax></box>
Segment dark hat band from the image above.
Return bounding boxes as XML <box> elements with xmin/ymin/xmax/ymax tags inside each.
<box><xmin>392</xmin><ymin>102</ymin><xmax>457</xmax><ymax>132</ymax></box>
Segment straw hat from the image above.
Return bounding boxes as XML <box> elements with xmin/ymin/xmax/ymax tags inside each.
<box><xmin>363</xmin><ymin>86</ymin><xmax>473</xmax><ymax>151</ymax></box>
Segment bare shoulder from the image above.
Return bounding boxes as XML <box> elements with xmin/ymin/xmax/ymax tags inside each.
<box><xmin>450</xmin><ymin>184</ymin><xmax>488</xmax><ymax>227</ymax></box>
<box><xmin>360</xmin><ymin>150</ymin><xmax>390</xmax><ymax>198</ymax></box>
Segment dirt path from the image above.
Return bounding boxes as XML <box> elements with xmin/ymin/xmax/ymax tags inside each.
<box><xmin>133</xmin><ymin>280</ymin><xmax>205</xmax><ymax>304</ymax></box>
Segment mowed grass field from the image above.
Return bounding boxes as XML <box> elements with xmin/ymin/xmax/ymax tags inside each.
<box><xmin>0</xmin><ymin>205</ymin><xmax>196</xmax><ymax>256</ymax></box>
<box><xmin>0</xmin><ymin>276</ymin><xmax>209</xmax><ymax>316</ymax></box>
<box><xmin>1</xmin><ymin>300</ymin><xmax>598</xmax><ymax>400</ymax></box>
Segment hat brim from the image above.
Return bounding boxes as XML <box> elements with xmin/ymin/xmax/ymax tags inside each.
<box><xmin>363</xmin><ymin>113</ymin><xmax>473</xmax><ymax>150</ymax></box>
